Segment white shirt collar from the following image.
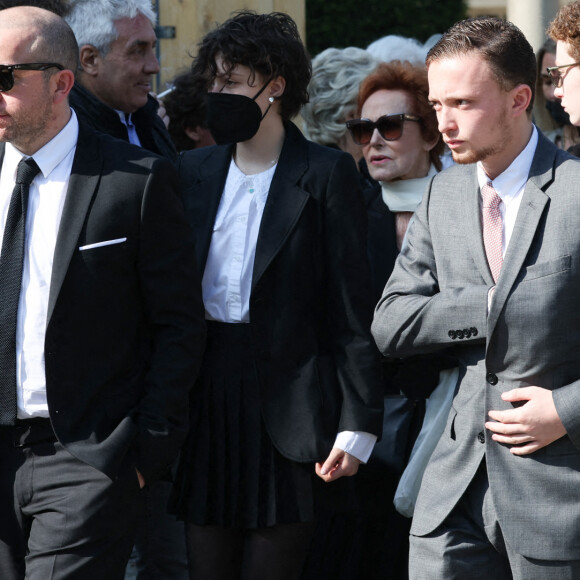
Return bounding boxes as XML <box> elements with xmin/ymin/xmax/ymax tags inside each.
<box><xmin>477</xmin><ymin>125</ymin><xmax>538</xmax><ymax>201</ymax></box>
<box><xmin>4</xmin><ymin>108</ymin><xmax>79</xmax><ymax>180</ymax></box>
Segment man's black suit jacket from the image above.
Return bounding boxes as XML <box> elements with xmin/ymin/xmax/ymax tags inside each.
<box><xmin>178</xmin><ymin>123</ymin><xmax>383</xmax><ymax>462</ymax></box>
<box><xmin>1</xmin><ymin>123</ymin><xmax>206</xmax><ymax>482</ymax></box>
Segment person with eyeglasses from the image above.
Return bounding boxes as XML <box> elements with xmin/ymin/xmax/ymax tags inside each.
<box><xmin>548</xmin><ymin>1</ymin><xmax>580</xmax><ymax>158</ymax></box>
<box><xmin>534</xmin><ymin>38</ymin><xmax>580</xmax><ymax>152</ymax></box>
<box><xmin>170</xmin><ymin>11</ymin><xmax>383</xmax><ymax>580</ymax></box>
<box><xmin>0</xmin><ymin>6</ymin><xmax>206</xmax><ymax>580</ymax></box>
<box><xmin>373</xmin><ymin>15</ymin><xmax>580</xmax><ymax>579</ymax></box>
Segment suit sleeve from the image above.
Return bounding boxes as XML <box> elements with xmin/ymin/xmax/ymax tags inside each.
<box><xmin>371</xmin><ymin>176</ymin><xmax>488</xmax><ymax>358</ymax></box>
<box><xmin>324</xmin><ymin>153</ymin><xmax>383</xmax><ymax>436</ymax></box>
<box><xmin>134</xmin><ymin>157</ymin><xmax>206</xmax><ymax>481</ymax></box>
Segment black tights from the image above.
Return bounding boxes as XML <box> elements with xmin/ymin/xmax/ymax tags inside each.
<box><xmin>185</xmin><ymin>521</ymin><xmax>315</xmax><ymax>580</ymax></box>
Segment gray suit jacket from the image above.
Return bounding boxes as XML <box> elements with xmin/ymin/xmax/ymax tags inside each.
<box><xmin>372</xmin><ymin>130</ymin><xmax>580</xmax><ymax>560</ymax></box>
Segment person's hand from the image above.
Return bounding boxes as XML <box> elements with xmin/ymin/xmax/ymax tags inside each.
<box><xmin>315</xmin><ymin>448</ymin><xmax>361</xmax><ymax>482</ymax></box>
<box><xmin>485</xmin><ymin>387</ymin><xmax>567</xmax><ymax>455</ymax></box>
<box><xmin>136</xmin><ymin>468</ymin><xmax>146</xmax><ymax>488</ymax></box>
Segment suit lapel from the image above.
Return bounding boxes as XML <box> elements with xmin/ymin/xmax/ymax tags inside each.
<box><xmin>487</xmin><ymin>131</ymin><xmax>555</xmax><ymax>336</ymax></box>
<box><xmin>184</xmin><ymin>146</ymin><xmax>232</xmax><ymax>273</ymax></box>
<box><xmin>251</xmin><ymin>124</ymin><xmax>309</xmax><ymax>290</ymax></box>
<box><xmin>47</xmin><ymin>126</ymin><xmax>102</xmax><ymax>324</ymax></box>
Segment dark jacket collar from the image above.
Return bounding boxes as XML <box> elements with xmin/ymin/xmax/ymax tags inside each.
<box><xmin>69</xmin><ymin>82</ymin><xmax>177</xmax><ymax>163</ymax></box>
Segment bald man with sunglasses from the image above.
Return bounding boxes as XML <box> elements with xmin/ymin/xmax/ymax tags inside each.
<box><xmin>0</xmin><ymin>7</ymin><xmax>205</xmax><ymax>579</ymax></box>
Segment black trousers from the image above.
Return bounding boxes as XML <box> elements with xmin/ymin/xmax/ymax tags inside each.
<box><xmin>0</xmin><ymin>419</ymin><xmax>142</xmax><ymax>580</ymax></box>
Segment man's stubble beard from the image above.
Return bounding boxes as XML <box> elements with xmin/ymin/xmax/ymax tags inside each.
<box><xmin>451</xmin><ymin>108</ymin><xmax>511</xmax><ymax>166</ymax></box>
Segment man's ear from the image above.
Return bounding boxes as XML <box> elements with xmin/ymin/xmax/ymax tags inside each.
<box><xmin>184</xmin><ymin>126</ymin><xmax>201</xmax><ymax>142</ymax></box>
<box><xmin>79</xmin><ymin>44</ymin><xmax>101</xmax><ymax>76</ymax></box>
<box><xmin>52</xmin><ymin>69</ymin><xmax>76</xmax><ymax>104</ymax></box>
<box><xmin>511</xmin><ymin>83</ymin><xmax>533</xmax><ymax>117</ymax></box>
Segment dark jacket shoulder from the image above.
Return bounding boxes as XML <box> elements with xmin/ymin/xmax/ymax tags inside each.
<box><xmin>70</xmin><ymin>82</ymin><xmax>177</xmax><ymax>163</ymax></box>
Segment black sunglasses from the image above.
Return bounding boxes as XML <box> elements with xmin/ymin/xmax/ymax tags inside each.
<box><xmin>0</xmin><ymin>63</ymin><xmax>64</xmax><ymax>92</ymax></box>
<box><xmin>346</xmin><ymin>113</ymin><xmax>421</xmax><ymax>145</ymax></box>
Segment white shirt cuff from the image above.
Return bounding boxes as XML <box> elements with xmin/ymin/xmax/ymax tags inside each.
<box><xmin>487</xmin><ymin>285</ymin><xmax>496</xmax><ymax>313</ymax></box>
<box><xmin>333</xmin><ymin>431</ymin><xmax>377</xmax><ymax>464</ymax></box>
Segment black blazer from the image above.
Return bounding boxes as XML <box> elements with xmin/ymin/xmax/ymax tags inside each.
<box><xmin>1</xmin><ymin>124</ymin><xmax>206</xmax><ymax>481</ymax></box>
<box><xmin>361</xmin><ymin>179</ymin><xmax>399</xmax><ymax>303</ymax></box>
<box><xmin>179</xmin><ymin>123</ymin><xmax>383</xmax><ymax>462</ymax></box>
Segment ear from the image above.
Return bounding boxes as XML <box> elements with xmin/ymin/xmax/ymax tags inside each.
<box><xmin>184</xmin><ymin>126</ymin><xmax>201</xmax><ymax>142</ymax></box>
<box><xmin>510</xmin><ymin>83</ymin><xmax>533</xmax><ymax>117</ymax></box>
<box><xmin>422</xmin><ymin>133</ymin><xmax>441</xmax><ymax>153</ymax></box>
<box><xmin>79</xmin><ymin>44</ymin><xmax>102</xmax><ymax>76</ymax></box>
<box><xmin>268</xmin><ymin>75</ymin><xmax>286</xmax><ymax>100</ymax></box>
<box><xmin>52</xmin><ymin>69</ymin><xmax>76</xmax><ymax>105</ymax></box>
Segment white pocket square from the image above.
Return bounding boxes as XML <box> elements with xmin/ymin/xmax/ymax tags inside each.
<box><xmin>79</xmin><ymin>237</ymin><xmax>127</xmax><ymax>251</ymax></box>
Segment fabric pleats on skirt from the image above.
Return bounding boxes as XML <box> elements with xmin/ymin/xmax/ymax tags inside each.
<box><xmin>172</xmin><ymin>321</ymin><xmax>315</xmax><ymax>529</ymax></box>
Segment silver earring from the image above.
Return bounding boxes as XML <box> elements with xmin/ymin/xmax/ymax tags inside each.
<box><xmin>269</xmin><ymin>96</ymin><xmax>275</xmax><ymax>103</ymax></box>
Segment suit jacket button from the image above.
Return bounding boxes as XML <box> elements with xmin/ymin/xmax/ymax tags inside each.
<box><xmin>456</xmin><ymin>329</ymin><xmax>465</xmax><ymax>339</ymax></box>
<box><xmin>448</xmin><ymin>330</ymin><xmax>457</xmax><ymax>339</ymax></box>
<box><xmin>470</xmin><ymin>327</ymin><xmax>478</xmax><ymax>337</ymax></box>
<box><xmin>463</xmin><ymin>328</ymin><xmax>472</xmax><ymax>338</ymax></box>
<box><xmin>486</xmin><ymin>372</ymin><xmax>498</xmax><ymax>385</ymax></box>
<box><xmin>478</xmin><ymin>431</ymin><xmax>485</xmax><ymax>443</ymax></box>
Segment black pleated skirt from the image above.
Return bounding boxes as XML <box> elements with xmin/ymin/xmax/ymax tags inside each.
<box><xmin>172</xmin><ymin>321</ymin><xmax>316</xmax><ymax>529</ymax></box>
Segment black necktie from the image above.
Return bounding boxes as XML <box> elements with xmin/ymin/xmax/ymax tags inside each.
<box><xmin>0</xmin><ymin>157</ymin><xmax>40</xmax><ymax>425</ymax></box>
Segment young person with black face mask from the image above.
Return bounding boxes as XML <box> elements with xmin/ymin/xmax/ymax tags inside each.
<box><xmin>171</xmin><ymin>10</ymin><xmax>383</xmax><ymax>580</ymax></box>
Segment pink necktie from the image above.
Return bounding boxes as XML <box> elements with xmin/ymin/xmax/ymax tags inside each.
<box><xmin>481</xmin><ymin>181</ymin><xmax>503</xmax><ymax>282</ymax></box>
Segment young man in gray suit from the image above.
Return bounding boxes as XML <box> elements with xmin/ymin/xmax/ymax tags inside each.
<box><xmin>372</xmin><ymin>16</ymin><xmax>580</xmax><ymax>579</ymax></box>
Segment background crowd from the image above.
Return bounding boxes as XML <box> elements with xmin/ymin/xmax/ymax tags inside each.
<box><xmin>1</xmin><ymin>1</ymin><xmax>580</xmax><ymax>579</ymax></box>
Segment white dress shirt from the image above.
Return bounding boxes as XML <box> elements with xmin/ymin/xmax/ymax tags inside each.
<box><xmin>0</xmin><ymin>110</ymin><xmax>79</xmax><ymax>418</ymax></box>
<box><xmin>479</xmin><ymin>126</ymin><xmax>538</xmax><ymax>311</ymax></box>
<box><xmin>202</xmin><ymin>158</ymin><xmax>376</xmax><ymax>463</ymax></box>
<box><xmin>202</xmin><ymin>158</ymin><xmax>275</xmax><ymax>322</ymax></box>
<box><xmin>477</xmin><ymin>126</ymin><xmax>538</xmax><ymax>256</ymax></box>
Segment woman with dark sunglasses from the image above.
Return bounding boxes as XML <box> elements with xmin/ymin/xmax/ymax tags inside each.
<box><xmin>341</xmin><ymin>60</ymin><xmax>457</xmax><ymax>579</ymax></box>
<box><xmin>350</xmin><ymin>60</ymin><xmax>444</xmax><ymax>252</ymax></box>
<box><xmin>171</xmin><ymin>10</ymin><xmax>383</xmax><ymax>580</ymax></box>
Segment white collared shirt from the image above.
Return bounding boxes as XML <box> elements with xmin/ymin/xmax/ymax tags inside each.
<box><xmin>202</xmin><ymin>158</ymin><xmax>275</xmax><ymax>322</ymax></box>
<box><xmin>0</xmin><ymin>110</ymin><xmax>79</xmax><ymax>418</ymax></box>
<box><xmin>477</xmin><ymin>126</ymin><xmax>539</xmax><ymax>256</ymax></box>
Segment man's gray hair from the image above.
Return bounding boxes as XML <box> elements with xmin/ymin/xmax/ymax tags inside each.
<box><xmin>64</xmin><ymin>0</ymin><xmax>156</xmax><ymax>55</ymax></box>
<box><xmin>302</xmin><ymin>47</ymin><xmax>378</xmax><ymax>146</ymax></box>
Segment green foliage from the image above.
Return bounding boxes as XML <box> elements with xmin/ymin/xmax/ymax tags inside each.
<box><xmin>305</xmin><ymin>0</ymin><xmax>467</xmax><ymax>57</ymax></box>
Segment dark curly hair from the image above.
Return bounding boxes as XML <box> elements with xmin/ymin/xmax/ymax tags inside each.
<box><xmin>548</xmin><ymin>1</ymin><xmax>580</xmax><ymax>62</ymax></box>
<box><xmin>163</xmin><ymin>69</ymin><xmax>209</xmax><ymax>151</ymax></box>
<box><xmin>191</xmin><ymin>10</ymin><xmax>311</xmax><ymax>122</ymax></box>
<box><xmin>357</xmin><ymin>61</ymin><xmax>444</xmax><ymax>171</ymax></box>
